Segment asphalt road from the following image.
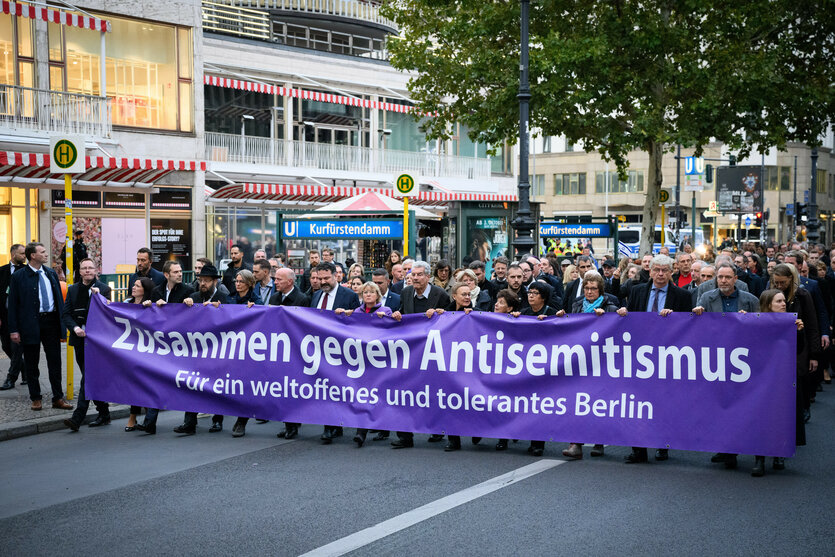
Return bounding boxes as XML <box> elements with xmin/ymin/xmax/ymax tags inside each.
<box><xmin>1</xmin><ymin>392</ymin><xmax>832</xmax><ymax>557</ymax></box>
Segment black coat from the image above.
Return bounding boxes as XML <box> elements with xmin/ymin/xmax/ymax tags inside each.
<box><xmin>625</xmin><ymin>281</ymin><xmax>694</xmax><ymax>313</ymax></box>
<box><xmin>151</xmin><ymin>282</ymin><xmax>194</xmax><ymax>304</ymax></box>
<box><xmin>231</xmin><ymin>289</ymin><xmax>262</xmax><ymax>305</ymax></box>
<box><xmin>61</xmin><ymin>280</ymin><xmax>112</xmax><ymax>347</ymax></box>
<box><xmin>399</xmin><ymin>285</ymin><xmax>450</xmax><ymax>314</ymax></box>
<box><xmin>269</xmin><ymin>287</ymin><xmax>310</xmax><ymax>307</ymax></box>
<box><xmin>8</xmin><ymin>265</ymin><xmax>65</xmax><ymax>344</ymax></box>
<box><xmin>310</xmin><ymin>285</ymin><xmax>361</xmax><ymax>311</ymax></box>
<box><xmin>0</xmin><ymin>262</ymin><xmax>24</xmax><ymax>323</ymax></box>
<box><xmin>189</xmin><ymin>286</ymin><xmax>229</xmax><ymax>304</ymax></box>
<box><xmin>221</xmin><ymin>261</ymin><xmax>253</xmax><ymax>293</ymax></box>
<box><xmin>128</xmin><ymin>267</ymin><xmax>166</xmax><ymax>289</ymax></box>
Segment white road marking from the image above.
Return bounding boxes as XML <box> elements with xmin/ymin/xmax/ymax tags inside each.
<box><xmin>300</xmin><ymin>459</ymin><xmax>566</xmax><ymax>557</ymax></box>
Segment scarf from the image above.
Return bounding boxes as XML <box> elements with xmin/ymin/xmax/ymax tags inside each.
<box><xmin>582</xmin><ymin>296</ymin><xmax>604</xmax><ymax>313</ymax></box>
<box><xmin>469</xmin><ymin>285</ymin><xmax>481</xmax><ymax>306</ymax></box>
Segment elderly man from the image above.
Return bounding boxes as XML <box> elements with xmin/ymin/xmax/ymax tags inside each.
<box><xmin>390</xmin><ymin>261</ymin><xmax>450</xmax><ymax>449</ymax></box>
<box><xmin>693</xmin><ymin>262</ymin><xmax>759</xmax><ymax>469</ymax></box>
<box><xmin>672</xmin><ymin>252</ymin><xmax>694</xmax><ymax>288</ymax></box>
<box><xmin>617</xmin><ymin>254</ymin><xmax>693</xmax><ymax>463</ymax></box>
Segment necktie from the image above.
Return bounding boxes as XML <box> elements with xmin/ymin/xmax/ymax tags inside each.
<box><xmin>321</xmin><ymin>291</ymin><xmax>329</xmax><ymax>309</ymax></box>
<box><xmin>38</xmin><ymin>270</ymin><xmax>50</xmax><ymax>312</ymax></box>
<box><xmin>651</xmin><ymin>288</ymin><xmax>661</xmax><ymax>313</ymax></box>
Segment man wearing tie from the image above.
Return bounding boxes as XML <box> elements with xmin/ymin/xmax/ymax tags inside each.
<box><xmin>8</xmin><ymin>243</ymin><xmax>72</xmax><ymax>411</ymax></box>
<box><xmin>269</xmin><ymin>267</ymin><xmax>311</xmax><ymax>439</ymax></box>
<box><xmin>617</xmin><ymin>254</ymin><xmax>693</xmax><ymax>463</ymax></box>
<box><xmin>310</xmin><ymin>262</ymin><xmax>360</xmax><ymax>443</ymax></box>
<box><xmin>62</xmin><ymin>258</ymin><xmax>113</xmax><ymax>430</ymax></box>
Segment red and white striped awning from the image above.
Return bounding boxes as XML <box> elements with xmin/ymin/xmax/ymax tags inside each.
<box><xmin>204</xmin><ymin>75</ymin><xmax>420</xmax><ymax>115</ymax></box>
<box><xmin>2</xmin><ymin>1</ymin><xmax>111</xmax><ymax>32</ymax></box>
<box><xmin>0</xmin><ymin>152</ymin><xmax>206</xmax><ymax>188</ymax></box>
<box><xmin>208</xmin><ymin>182</ymin><xmax>517</xmax><ymax>207</ymax></box>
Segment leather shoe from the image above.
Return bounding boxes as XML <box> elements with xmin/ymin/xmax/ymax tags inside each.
<box><xmin>231</xmin><ymin>419</ymin><xmax>246</xmax><ymax>438</ymax></box>
<box><xmin>0</xmin><ymin>379</ymin><xmax>13</xmax><ymax>390</ymax></box>
<box><xmin>391</xmin><ymin>439</ymin><xmax>414</xmax><ymax>449</ymax></box>
<box><xmin>136</xmin><ymin>422</ymin><xmax>156</xmax><ymax>435</ymax></box>
<box><xmin>321</xmin><ymin>427</ymin><xmax>334</xmax><ymax>444</ymax></box>
<box><xmin>372</xmin><ymin>432</ymin><xmax>389</xmax><ymax>441</ymax></box>
<box><xmin>590</xmin><ymin>444</ymin><xmax>605</xmax><ymax>457</ymax></box>
<box><xmin>772</xmin><ymin>457</ymin><xmax>785</xmax><ymax>470</ymax></box>
<box><xmin>20</xmin><ymin>378</ymin><xmax>26</xmax><ymax>385</ymax></box>
<box><xmin>284</xmin><ymin>426</ymin><xmax>298</xmax><ymax>440</ymax></box>
<box><xmin>562</xmin><ymin>443</ymin><xmax>583</xmax><ymax>460</ymax></box>
<box><xmin>724</xmin><ymin>454</ymin><xmax>738</xmax><ymax>469</ymax></box>
<box><xmin>471</xmin><ymin>437</ymin><xmax>482</xmax><ymax>445</ymax></box>
<box><xmin>496</xmin><ymin>439</ymin><xmax>508</xmax><ymax>451</ymax></box>
<box><xmin>209</xmin><ymin>422</ymin><xmax>223</xmax><ymax>433</ymax></box>
<box><xmin>654</xmin><ymin>449</ymin><xmax>669</xmax><ymax>461</ymax></box>
<box><xmin>63</xmin><ymin>418</ymin><xmax>79</xmax><ymax>432</ymax></box>
<box><xmin>276</xmin><ymin>429</ymin><xmax>287</xmax><ymax>438</ymax></box>
<box><xmin>353</xmin><ymin>434</ymin><xmax>364</xmax><ymax>448</ymax></box>
<box><xmin>173</xmin><ymin>424</ymin><xmax>196</xmax><ymax>435</ymax></box>
<box><xmin>427</xmin><ymin>434</ymin><xmax>445</xmax><ymax>442</ymax></box>
<box><xmin>255</xmin><ymin>419</ymin><xmax>269</xmax><ymax>424</ymax></box>
<box><xmin>624</xmin><ymin>450</ymin><xmax>648</xmax><ymax>464</ymax></box>
<box><xmin>31</xmin><ymin>400</ymin><xmax>42</xmax><ymax>411</ymax></box>
<box><xmin>710</xmin><ymin>452</ymin><xmax>728</xmax><ymax>463</ymax></box>
<box><xmin>530</xmin><ymin>447</ymin><xmax>544</xmax><ymax>457</ymax></box>
<box><xmin>444</xmin><ymin>441</ymin><xmax>461</xmax><ymax>452</ymax></box>
<box><xmin>751</xmin><ymin>457</ymin><xmax>765</xmax><ymax>477</ymax></box>
<box><xmin>88</xmin><ymin>415</ymin><xmax>111</xmax><ymax>427</ymax></box>
<box><xmin>52</xmin><ymin>399</ymin><xmax>73</xmax><ymax>410</ymax></box>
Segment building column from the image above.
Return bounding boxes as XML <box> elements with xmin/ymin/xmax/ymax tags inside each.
<box><xmin>284</xmin><ymin>82</ymin><xmax>294</xmax><ymax>166</ymax></box>
<box><xmin>370</xmin><ymin>94</ymin><xmax>379</xmax><ymax>174</ymax></box>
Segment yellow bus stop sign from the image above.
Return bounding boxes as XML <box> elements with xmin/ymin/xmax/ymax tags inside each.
<box><xmin>395</xmin><ymin>173</ymin><xmax>417</xmax><ymax>197</ymax></box>
<box><xmin>49</xmin><ymin>135</ymin><xmax>87</xmax><ymax>174</ymax></box>
<box><xmin>659</xmin><ymin>189</ymin><xmax>670</xmax><ymax>203</ymax></box>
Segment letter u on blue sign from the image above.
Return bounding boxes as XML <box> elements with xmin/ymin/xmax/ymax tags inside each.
<box><xmin>283</xmin><ymin>221</ymin><xmax>298</xmax><ymax>237</ymax></box>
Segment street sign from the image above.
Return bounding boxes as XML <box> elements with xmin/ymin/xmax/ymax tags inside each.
<box><xmin>684</xmin><ymin>156</ymin><xmax>705</xmax><ymax>175</ymax></box>
<box><xmin>659</xmin><ymin>189</ymin><xmax>670</xmax><ymax>203</ymax></box>
<box><xmin>786</xmin><ymin>203</ymin><xmax>794</xmax><ymax>216</ymax></box>
<box><xmin>395</xmin><ymin>173</ymin><xmax>417</xmax><ymax>197</ymax></box>
<box><xmin>49</xmin><ymin>135</ymin><xmax>86</xmax><ymax>174</ymax></box>
<box><xmin>539</xmin><ymin>223</ymin><xmax>611</xmax><ymax>238</ymax></box>
<box><xmin>708</xmin><ymin>200</ymin><xmax>718</xmax><ymax>212</ymax></box>
<box><xmin>745</xmin><ymin>216</ymin><xmax>752</xmax><ymax>228</ymax></box>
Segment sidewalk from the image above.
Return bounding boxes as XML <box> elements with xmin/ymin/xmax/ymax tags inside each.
<box><xmin>0</xmin><ymin>343</ymin><xmax>131</xmax><ymax>441</ymax></box>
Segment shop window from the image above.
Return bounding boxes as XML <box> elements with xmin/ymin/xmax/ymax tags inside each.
<box><xmin>780</xmin><ymin>166</ymin><xmax>791</xmax><ymax>191</ymax></box>
<box><xmin>55</xmin><ymin>15</ymin><xmax>193</xmax><ymax>132</ymax></box>
<box><xmin>0</xmin><ymin>187</ymin><xmax>38</xmax><ymax>263</ymax></box>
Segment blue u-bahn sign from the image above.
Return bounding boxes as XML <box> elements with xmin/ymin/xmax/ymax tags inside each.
<box><xmin>282</xmin><ymin>219</ymin><xmax>403</xmax><ymax>239</ymax></box>
<box><xmin>539</xmin><ymin>222</ymin><xmax>612</xmax><ymax>238</ymax></box>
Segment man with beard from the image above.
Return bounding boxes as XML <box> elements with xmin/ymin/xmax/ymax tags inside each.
<box><xmin>300</xmin><ymin>249</ymin><xmax>320</xmax><ymax>293</ymax></box>
<box><xmin>173</xmin><ymin>265</ymin><xmax>228</xmax><ymax>435</ymax></box>
<box><xmin>252</xmin><ymin>259</ymin><xmax>276</xmax><ymax>305</ymax></box>
<box><xmin>128</xmin><ymin>247</ymin><xmax>165</xmax><ymax>289</ymax></box>
<box><xmin>62</xmin><ymin>258</ymin><xmax>113</xmax><ymax>431</ymax></box>
<box><xmin>310</xmin><ymin>262</ymin><xmax>360</xmax><ymax>444</ymax></box>
<box><xmin>505</xmin><ymin>263</ymin><xmax>530</xmax><ymax>310</ymax></box>
<box><xmin>222</xmin><ymin>244</ymin><xmax>252</xmax><ymax>293</ymax></box>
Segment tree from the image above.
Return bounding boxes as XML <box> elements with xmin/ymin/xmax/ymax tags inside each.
<box><xmin>381</xmin><ymin>0</ymin><xmax>835</xmax><ymax>254</ymax></box>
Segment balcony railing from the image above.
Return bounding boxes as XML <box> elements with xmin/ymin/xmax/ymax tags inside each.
<box><xmin>0</xmin><ymin>84</ymin><xmax>112</xmax><ymax>138</ymax></box>
<box><xmin>208</xmin><ymin>0</ymin><xmax>397</xmax><ymax>30</ymax></box>
<box><xmin>206</xmin><ymin>131</ymin><xmax>491</xmax><ymax>180</ymax></box>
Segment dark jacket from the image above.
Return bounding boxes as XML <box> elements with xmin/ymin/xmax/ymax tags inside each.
<box><xmin>188</xmin><ymin>285</ymin><xmax>229</xmax><ymax>304</ymax></box>
<box><xmin>310</xmin><ymin>285</ymin><xmax>361</xmax><ymax>311</ymax></box>
<box><xmin>61</xmin><ymin>280</ymin><xmax>112</xmax><ymax>347</ymax></box>
<box><xmin>390</xmin><ymin>280</ymin><xmax>405</xmax><ymax>295</ymax></box>
<box><xmin>8</xmin><ymin>265</ymin><xmax>65</xmax><ymax>344</ymax></box>
<box><xmin>399</xmin><ymin>284</ymin><xmax>450</xmax><ymax>314</ymax></box>
<box><xmin>625</xmin><ymin>281</ymin><xmax>694</xmax><ymax>313</ymax></box>
<box><xmin>473</xmin><ymin>288</ymin><xmax>493</xmax><ymax>311</ymax></box>
<box><xmin>268</xmin><ymin>287</ymin><xmax>310</xmax><ymax>307</ymax></box>
<box><xmin>129</xmin><ymin>267</ymin><xmax>166</xmax><ymax>289</ymax></box>
<box><xmin>0</xmin><ymin>262</ymin><xmax>24</xmax><ymax>323</ymax></box>
<box><xmin>521</xmin><ymin>305</ymin><xmax>557</xmax><ymax>317</ymax></box>
<box><xmin>381</xmin><ymin>289</ymin><xmax>401</xmax><ymax>311</ymax></box>
<box><xmin>696</xmin><ymin>288</ymin><xmax>760</xmax><ymax>313</ymax></box>
<box><xmin>570</xmin><ymin>295</ymin><xmax>619</xmax><ymax>314</ymax></box>
<box><xmin>789</xmin><ymin>288</ymin><xmax>821</xmax><ymax>377</ymax></box>
<box><xmin>150</xmin><ymin>282</ymin><xmax>194</xmax><ymax>304</ymax></box>
<box><xmin>231</xmin><ymin>288</ymin><xmax>262</xmax><ymax>305</ymax></box>
<box><xmin>221</xmin><ymin>261</ymin><xmax>253</xmax><ymax>293</ymax></box>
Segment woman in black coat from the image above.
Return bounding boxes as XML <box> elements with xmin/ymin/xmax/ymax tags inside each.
<box><xmin>229</xmin><ymin>270</ymin><xmax>262</xmax><ymax>438</ymax></box>
<box><xmin>123</xmin><ymin>277</ymin><xmax>158</xmax><ymax>434</ymax></box>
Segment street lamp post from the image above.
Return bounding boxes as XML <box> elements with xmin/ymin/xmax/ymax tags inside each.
<box><xmin>511</xmin><ymin>0</ymin><xmax>536</xmax><ymax>258</ymax></box>
<box><xmin>808</xmin><ymin>147</ymin><xmax>820</xmax><ymax>244</ymax></box>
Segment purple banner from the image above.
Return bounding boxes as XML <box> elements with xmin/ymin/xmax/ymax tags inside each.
<box><xmin>84</xmin><ymin>295</ymin><xmax>797</xmax><ymax>456</ymax></box>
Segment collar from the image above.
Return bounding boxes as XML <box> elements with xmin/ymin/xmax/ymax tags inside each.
<box><xmin>414</xmin><ymin>285</ymin><xmax>429</xmax><ymax>298</ymax></box>
<box><xmin>28</xmin><ymin>263</ymin><xmax>44</xmax><ymax>274</ymax></box>
<box><xmin>720</xmin><ymin>288</ymin><xmax>740</xmax><ymax>299</ymax></box>
<box><xmin>652</xmin><ymin>282</ymin><xmax>670</xmax><ymax>293</ymax></box>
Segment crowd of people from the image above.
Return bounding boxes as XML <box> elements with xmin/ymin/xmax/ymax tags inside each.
<box><xmin>0</xmin><ymin>237</ymin><xmax>830</xmax><ymax>478</ymax></box>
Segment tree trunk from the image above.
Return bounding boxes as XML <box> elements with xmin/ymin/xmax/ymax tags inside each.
<box><xmin>640</xmin><ymin>141</ymin><xmax>664</xmax><ymax>256</ymax></box>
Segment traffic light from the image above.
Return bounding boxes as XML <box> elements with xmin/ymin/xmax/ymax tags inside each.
<box><xmin>705</xmin><ymin>164</ymin><xmax>714</xmax><ymax>183</ymax></box>
<box><xmin>763</xmin><ymin>208</ymin><xmax>770</xmax><ymax>223</ymax></box>
<box><xmin>729</xmin><ymin>155</ymin><xmax>737</xmax><ymax>167</ymax></box>
<box><xmin>754</xmin><ymin>211</ymin><xmax>763</xmax><ymax>227</ymax></box>
<box><xmin>797</xmin><ymin>203</ymin><xmax>808</xmax><ymax>221</ymax></box>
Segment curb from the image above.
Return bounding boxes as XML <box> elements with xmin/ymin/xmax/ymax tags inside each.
<box><xmin>0</xmin><ymin>404</ymin><xmax>133</xmax><ymax>442</ymax></box>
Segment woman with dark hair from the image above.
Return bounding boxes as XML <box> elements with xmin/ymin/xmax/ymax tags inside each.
<box><xmin>228</xmin><ymin>270</ymin><xmax>262</xmax><ymax>438</ymax></box>
<box><xmin>432</xmin><ymin>259</ymin><xmax>453</xmax><ymax>292</ymax></box>
<box><xmin>385</xmin><ymin>250</ymin><xmax>402</xmax><ymax>277</ymax></box>
<box><xmin>123</xmin><ymin>277</ymin><xmax>157</xmax><ymax>434</ymax></box>
<box><xmin>349</xmin><ymin>276</ymin><xmax>364</xmax><ymax>297</ymax></box>
<box><xmin>512</xmin><ymin>281</ymin><xmax>557</xmax><ymax>319</ymax></box>
<box><xmin>556</xmin><ymin>270</ymin><xmax>618</xmax><ymax>459</ymax></box>
<box><xmin>755</xmin><ymin>281</ymin><xmax>816</xmax><ymax>476</ymax></box>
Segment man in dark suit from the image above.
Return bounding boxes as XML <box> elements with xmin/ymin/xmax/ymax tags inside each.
<box><xmin>128</xmin><ymin>247</ymin><xmax>165</xmax><ymax>289</ymax></box>
<box><xmin>61</xmin><ymin>258</ymin><xmax>113</xmax><ymax>431</ymax></box>
<box><xmin>173</xmin><ymin>265</ymin><xmax>229</xmax><ymax>435</ymax></box>
<box><xmin>562</xmin><ymin>255</ymin><xmax>595</xmax><ymax>312</ymax></box>
<box><xmin>252</xmin><ymin>259</ymin><xmax>276</xmax><ymax>305</ymax></box>
<box><xmin>60</xmin><ymin>229</ymin><xmax>88</xmax><ymax>283</ymax></box>
<box><xmin>617</xmin><ymin>253</ymin><xmax>693</xmax><ymax>464</ymax></box>
<box><xmin>150</xmin><ymin>261</ymin><xmax>194</xmax><ymax>306</ymax></box>
<box><xmin>267</xmin><ymin>267</ymin><xmax>311</xmax><ymax>439</ymax></box>
<box><xmin>371</xmin><ymin>268</ymin><xmax>401</xmax><ymax>311</ymax></box>
<box><xmin>8</xmin><ymin>242</ymin><xmax>72</xmax><ymax>411</ymax></box>
<box><xmin>390</xmin><ymin>261</ymin><xmax>450</xmax><ymax>449</ymax></box>
<box><xmin>299</xmin><ymin>249</ymin><xmax>320</xmax><ymax>293</ymax></box>
<box><xmin>0</xmin><ymin>244</ymin><xmax>26</xmax><ymax>390</ymax></box>
<box><xmin>390</xmin><ymin>259</ymin><xmax>413</xmax><ymax>295</ymax></box>
<box><xmin>310</xmin><ymin>261</ymin><xmax>360</xmax><ymax>444</ymax></box>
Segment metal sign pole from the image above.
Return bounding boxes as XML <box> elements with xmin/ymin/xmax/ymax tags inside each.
<box><xmin>64</xmin><ymin>173</ymin><xmax>74</xmax><ymax>399</ymax></box>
